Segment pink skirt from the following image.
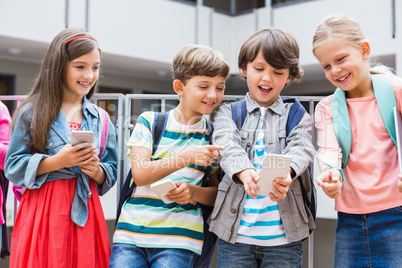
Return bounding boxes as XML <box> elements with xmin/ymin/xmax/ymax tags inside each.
<box><xmin>10</xmin><ymin>179</ymin><xmax>111</xmax><ymax>268</ymax></box>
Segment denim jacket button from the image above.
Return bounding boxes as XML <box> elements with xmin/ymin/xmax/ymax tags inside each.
<box><xmin>55</xmin><ymin>122</ymin><xmax>59</xmax><ymax>125</ymax></box>
<box><xmin>231</xmin><ymin>209</ymin><xmax>236</xmax><ymax>214</ymax></box>
<box><xmin>254</xmin><ymin>113</ymin><xmax>259</xmax><ymax>118</ymax></box>
<box><xmin>247</xmin><ymin>142</ymin><xmax>251</xmax><ymax>147</ymax></box>
<box><xmin>49</xmin><ymin>143</ymin><xmax>53</xmax><ymax>147</ymax></box>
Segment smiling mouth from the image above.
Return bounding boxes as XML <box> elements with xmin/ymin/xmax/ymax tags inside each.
<box><xmin>337</xmin><ymin>74</ymin><xmax>350</xmax><ymax>83</ymax></box>
<box><xmin>78</xmin><ymin>81</ymin><xmax>91</xmax><ymax>86</ymax></box>
<box><xmin>202</xmin><ymin>101</ymin><xmax>215</xmax><ymax>106</ymax></box>
<box><xmin>259</xmin><ymin>85</ymin><xmax>272</xmax><ymax>94</ymax></box>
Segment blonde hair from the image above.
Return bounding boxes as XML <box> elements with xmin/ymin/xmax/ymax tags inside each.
<box><xmin>312</xmin><ymin>15</ymin><xmax>393</xmax><ymax>75</ymax></box>
<box><xmin>238</xmin><ymin>28</ymin><xmax>304</xmax><ymax>85</ymax></box>
<box><xmin>173</xmin><ymin>44</ymin><xmax>230</xmax><ymax>84</ymax></box>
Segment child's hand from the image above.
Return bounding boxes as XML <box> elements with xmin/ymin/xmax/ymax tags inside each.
<box><xmin>166</xmin><ymin>181</ymin><xmax>193</xmax><ymax>204</ymax></box>
<box><xmin>237</xmin><ymin>169</ymin><xmax>260</xmax><ymax>199</ymax></box>
<box><xmin>316</xmin><ymin>168</ymin><xmax>342</xmax><ymax>199</ymax></box>
<box><xmin>182</xmin><ymin>145</ymin><xmax>225</xmax><ymax>167</ymax></box>
<box><xmin>269</xmin><ymin>171</ymin><xmax>292</xmax><ymax>202</ymax></box>
<box><xmin>398</xmin><ymin>173</ymin><xmax>402</xmax><ymax>193</ymax></box>
<box><xmin>55</xmin><ymin>144</ymin><xmax>96</xmax><ymax>168</ymax></box>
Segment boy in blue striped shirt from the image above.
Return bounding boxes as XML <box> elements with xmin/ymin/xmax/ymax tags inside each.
<box><xmin>209</xmin><ymin>28</ymin><xmax>315</xmax><ymax>267</ymax></box>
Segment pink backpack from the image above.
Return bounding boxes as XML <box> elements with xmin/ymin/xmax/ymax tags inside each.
<box><xmin>12</xmin><ymin>107</ymin><xmax>109</xmax><ymax>201</ymax></box>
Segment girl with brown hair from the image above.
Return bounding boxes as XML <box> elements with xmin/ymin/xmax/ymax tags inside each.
<box><xmin>5</xmin><ymin>28</ymin><xmax>117</xmax><ymax>267</ymax></box>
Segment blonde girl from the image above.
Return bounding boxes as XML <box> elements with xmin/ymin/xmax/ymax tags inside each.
<box><xmin>313</xmin><ymin>15</ymin><xmax>402</xmax><ymax>267</ymax></box>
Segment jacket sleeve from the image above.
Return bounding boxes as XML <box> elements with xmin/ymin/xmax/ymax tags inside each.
<box><xmin>5</xmin><ymin>106</ymin><xmax>50</xmax><ymax>187</ymax></box>
<box><xmin>97</xmin><ymin>116</ymin><xmax>118</xmax><ymax>195</ymax></box>
<box><xmin>212</xmin><ymin>103</ymin><xmax>254</xmax><ymax>182</ymax></box>
<box><xmin>282</xmin><ymin>110</ymin><xmax>315</xmax><ymax>177</ymax></box>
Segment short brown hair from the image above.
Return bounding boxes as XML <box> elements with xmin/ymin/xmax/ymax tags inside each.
<box><xmin>173</xmin><ymin>44</ymin><xmax>230</xmax><ymax>84</ymax></box>
<box><xmin>238</xmin><ymin>28</ymin><xmax>303</xmax><ymax>84</ymax></box>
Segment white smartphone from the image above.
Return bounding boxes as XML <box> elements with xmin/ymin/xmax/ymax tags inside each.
<box><xmin>71</xmin><ymin>130</ymin><xmax>94</xmax><ymax>148</ymax></box>
<box><xmin>257</xmin><ymin>154</ymin><xmax>292</xmax><ymax>196</ymax></box>
<box><xmin>150</xmin><ymin>179</ymin><xmax>177</xmax><ymax>204</ymax></box>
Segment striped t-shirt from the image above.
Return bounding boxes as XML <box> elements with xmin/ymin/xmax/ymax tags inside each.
<box><xmin>113</xmin><ymin>111</ymin><xmax>210</xmax><ymax>255</ymax></box>
<box><xmin>235</xmin><ymin>107</ymin><xmax>288</xmax><ymax>246</ymax></box>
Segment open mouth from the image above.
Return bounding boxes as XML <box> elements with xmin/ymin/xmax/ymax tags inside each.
<box><xmin>78</xmin><ymin>81</ymin><xmax>91</xmax><ymax>87</ymax></box>
<box><xmin>336</xmin><ymin>73</ymin><xmax>350</xmax><ymax>83</ymax></box>
<box><xmin>202</xmin><ymin>101</ymin><xmax>215</xmax><ymax>107</ymax></box>
<box><xmin>259</xmin><ymin>85</ymin><xmax>272</xmax><ymax>94</ymax></box>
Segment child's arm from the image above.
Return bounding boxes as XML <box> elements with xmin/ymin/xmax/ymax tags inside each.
<box><xmin>167</xmin><ymin>172</ymin><xmax>219</xmax><ymax>206</ymax></box>
<box><xmin>131</xmin><ymin>145</ymin><xmax>224</xmax><ymax>186</ymax></box>
<box><xmin>398</xmin><ymin>173</ymin><xmax>402</xmax><ymax>193</ymax></box>
<box><xmin>212</xmin><ymin>103</ymin><xmax>254</xmax><ymax>183</ymax></box>
<box><xmin>36</xmin><ymin>143</ymin><xmax>96</xmax><ymax>175</ymax></box>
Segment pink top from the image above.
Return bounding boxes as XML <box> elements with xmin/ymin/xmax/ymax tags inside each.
<box><xmin>0</xmin><ymin>101</ymin><xmax>11</xmax><ymax>225</ymax></box>
<box><xmin>0</xmin><ymin>101</ymin><xmax>11</xmax><ymax>171</ymax></box>
<box><xmin>315</xmin><ymin>76</ymin><xmax>402</xmax><ymax>214</ymax></box>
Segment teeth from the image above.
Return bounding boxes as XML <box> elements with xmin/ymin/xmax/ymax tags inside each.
<box><xmin>338</xmin><ymin>74</ymin><xmax>349</xmax><ymax>82</ymax></box>
<box><xmin>79</xmin><ymin>82</ymin><xmax>90</xmax><ymax>86</ymax></box>
<box><xmin>260</xmin><ymin>85</ymin><xmax>271</xmax><ymax>90</ymax></box>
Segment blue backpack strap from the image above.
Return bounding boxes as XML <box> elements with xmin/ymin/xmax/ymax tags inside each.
<box><xmin>283</xmin><ymin>98</ymin><xmax>306</xmax><ymax>136</ymax></box>
<box><xmin>332</xmin><ymin>88</ymin><xmax>352</xmax><ymax>168</ymax></box>
<box><xmin>231</xmin><ymin>100</ymin><xmax>247</xmax><ymax>130</ymax></box>
<box><xmin>372</xmin><ymin>74</ymin><xmax>397</xmax><ymax>145</ymax></box>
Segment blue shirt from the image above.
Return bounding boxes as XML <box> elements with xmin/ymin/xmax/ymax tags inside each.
<box><xmin>5</xmin><ymin>97</ymin><xmax>118</xmax><ymax>227</ymax></box>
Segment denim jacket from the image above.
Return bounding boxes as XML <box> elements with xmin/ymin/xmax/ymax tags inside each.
<box><xmin>5</xmin><ymin>97</ymin><xmax>118</xmax><ymax>227</ymax></box>
<box><xmin>209</xmin><ymin>93</ymin><xmax>315</xmax><ymax>243</ymax></box>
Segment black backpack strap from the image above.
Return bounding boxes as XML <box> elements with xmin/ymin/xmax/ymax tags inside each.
<box><xmin>115</xmin><ymin>112</ymin><xmax>168</xmax><ymax>223</ymax></box>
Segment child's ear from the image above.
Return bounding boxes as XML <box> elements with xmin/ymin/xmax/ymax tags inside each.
<box><xmin>241</xmin><ymin>68</ymin><xmax>247</xmax><ymax>77</ymax></box>
<box><xmin>173</xmin><ymin>80</ymin><xmax>184</xmax><ymax>96</ymax></box>
<box><xmin>361</xmin><ymin>41</ymin><xmax>370</xmax><ymax>60</ymax></box>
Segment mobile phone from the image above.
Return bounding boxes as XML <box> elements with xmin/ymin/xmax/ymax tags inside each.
<box><xmin>257</xmin><ymin>154</ymin><xmax>292</xmax><ymax>196</ymax></box>
<box><xmin>71</xmin><ymin>130</ymin><xmax>94</xmax><ymax>148</ymax></box>
<box><xmin>150</xmin><ymin>179</ymin><xmax>177</xmax><ymax>204</ymax></box>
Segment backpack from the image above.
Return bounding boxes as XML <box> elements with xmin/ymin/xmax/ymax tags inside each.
<box><xmin>116</xmin><ymin>111</ymin><xmax>216</xmax><ymax>268</ymax></box>
<box><xmin>332</xmin><ymin>74</ymin><xmax>397</xmax><ymax>168</ymax></box>
<box><xmin>230</xmin><ymin>98</ymin><xmax>317</xmax><ymax>231</ymax></box>
<box><xmin>12</xmin><ymin>106</ymin><xmax>109</xmax><ymax>201</ymax></box>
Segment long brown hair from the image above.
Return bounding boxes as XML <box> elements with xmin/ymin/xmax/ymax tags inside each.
<box><xmin>11</xmin><ymin>28</ymin><xmax>101</xmax><ymax>152</ymax></box>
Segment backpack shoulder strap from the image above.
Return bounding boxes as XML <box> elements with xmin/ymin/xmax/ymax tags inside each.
<box><xmin>97</xmin><ymin>107</ymin><xmax>109</xmax><ymax>158</ymax></box>
<box><xmin>283</xmin><ymin>98</ymin><xmax>306</xmax><ymax>136</ymax></box>
<box><xmin>201</xmin><ymin>118</ymin><xmax>214</xmax><ymax>187</ymax></box>
<box><xmin>332</xmin><ymin>74</ymin><xmax>397</xmax><ymax>167</ymax></box>
<box><xmin>372</xmin><ymin>74</ymin><xmax>397</xmax><ymax>145</ymax></box>
<box><xmin>230</xmin><ymin>100</ymin><xmax>247</xmax><ymax>130</ymax></box>
<box><xmin>152</xmin><ymin>111</ymin><xmax>168</xmax><ymax>155</ymax></box>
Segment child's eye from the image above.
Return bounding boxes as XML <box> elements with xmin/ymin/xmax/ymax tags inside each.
<box><xmin>274</xmin><ymin>71</ymin><xmax>283</xmax><ymax>75</ymax></box>
<box><xmin>337</xmin><ymin>56</ymin><xmax>346</xmax><ymax>62</ymax></box>
<box><xmin>323</xmin><ymin>65</ymin><xmax>331</xmax><ymax>70</ymax></box>
<box><xmin>93</xmin><ymin>66</ymin><xmax>100</xmax><ymax>71</ymax></box>
<box><xmin>75</xmin><ymin>66</ymin><xmax>84</xmax><ymax>69</ymax></box>
<box><xmin>199</xmin><ymin>86</ymin><xmax>208</xmax><ymax>89</ymax></box>
<box><xmin>217</xmin><ymin>87</ymin><xmax>225</xmax><ymax>91</ymax></box>
<box><xmin>254</xmin><ymin>68</ymin><xmax>263</xmax><ymax>71</ymax></box>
